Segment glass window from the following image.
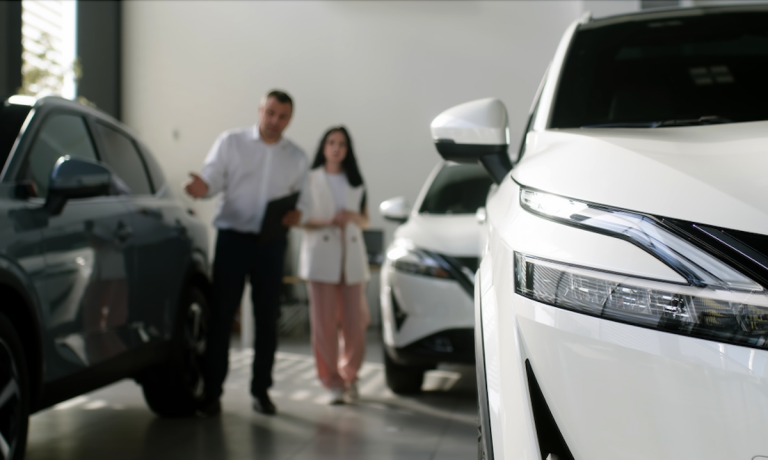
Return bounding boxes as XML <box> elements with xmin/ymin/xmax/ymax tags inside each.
<box><xmin>21</xmin><ymin>0</ymin><xmax>78</xmax><ymax>99</ymax></box>
<box><xmin>94</xmin><ymin>123</ymin><xmax>152</xmax><ymax>195</ymax></box>
<box><xmin>137</xmin><ymin>143</ymin><xmax>165</xmax><ymax>193</ymax></box>
<box><xmin>419</xmin><ymin>163</ymin><xmax>493</xmax><ymax>215</ymax></box>
<box><xmin>19</xmin><ymin>113</ymin><xmax>97</xmax><ymax>198</ymax></box>
<box><xmin>0</xmin><ymin>104</ymin><xmax>32</xmax><ymax>169</ymax></box>
<box><xmin>551</xmin><ymin>12</ymin><xmax>768</xmax><ymax>128</ymax></box>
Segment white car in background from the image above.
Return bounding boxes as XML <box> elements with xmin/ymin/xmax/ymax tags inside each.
<box><xmin>430</xmin><ymin>5</ymin><xmax>768</xmax><ymax>460</ymax></box>
<box><xmin>378</xmin><ymin>162</ymin><xmax>492</xmax><ymax>393</ymax></box>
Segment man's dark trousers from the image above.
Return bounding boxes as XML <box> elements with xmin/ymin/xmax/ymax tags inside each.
<box><xmin>203</xmin><ymin>229</ymin><xmax>286</xmax><ymax>400</ymax></box>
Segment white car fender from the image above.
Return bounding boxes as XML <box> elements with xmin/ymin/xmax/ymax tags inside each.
<box><xmin>479</xmin><ymin>236</ymin><xmax>540</xmax><ymax>460</ymax></box>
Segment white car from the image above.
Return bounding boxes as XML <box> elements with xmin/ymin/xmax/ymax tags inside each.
<box><xmin>430</xmin><ymin>5</ymin><xmax>768</xmax><ymax>460</ymax></box>
<box><xmin>378</xmin><ymin>162</ymin><xmax>492</xmax><ymax>393</ymax></box>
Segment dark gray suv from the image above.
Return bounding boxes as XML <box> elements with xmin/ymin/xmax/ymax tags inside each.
<box><xmin>0</xmin><ymin>96</ymin><xmax>212</xmax><ymax>459</ymax></box>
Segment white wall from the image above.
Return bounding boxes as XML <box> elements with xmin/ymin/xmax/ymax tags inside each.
<box><xmin>584</xmin><ymin>0</ymin><xmax>641</xmax><ymax>17</ymax></box>
<box><xmin>122</xmin><ymin>1</ymin><xmax>634</xmax><ymax>251</ymax></box>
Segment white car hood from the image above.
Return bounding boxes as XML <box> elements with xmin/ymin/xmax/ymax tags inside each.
<box><xmin>394</xmin><ymin>214</ymin><xmax>481</xmax><ymax>257</ymax></box>
<box><xmin>513</xmin><ymin>121</ymin><xmax>768</xmax><ymax>234</ymax></box>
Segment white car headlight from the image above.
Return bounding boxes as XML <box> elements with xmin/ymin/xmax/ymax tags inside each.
<box><xmin>517</xmin><ymin>188</ymin><xmax>768</xmax><ymax>349</ymax></box>
<box><xmin>387</xmin><ymin>239</ymin><xmax>476</xmax><ymax>293</ymax></box>
<box><xmin>387</xmin><ymin>241</ymin><xmax>450</xmax><ymax>279</ymax></box>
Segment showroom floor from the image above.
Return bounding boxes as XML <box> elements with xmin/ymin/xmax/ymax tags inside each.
<box><xmin>26</xmin><ymin>333</ymin><xmax>478</xmax><ymax>460</ymax></box>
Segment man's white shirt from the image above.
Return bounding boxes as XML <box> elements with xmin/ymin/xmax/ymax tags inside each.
<box><xmin>201</xmin><ymin>126</ymin><xmax>309</xmax><ymax>233</ymax></box>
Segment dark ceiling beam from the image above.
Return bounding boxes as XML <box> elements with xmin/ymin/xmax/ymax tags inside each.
<box><xmin>77</xmin><ymin>1</ymin><xmax>122</xmax><ymax>120</ymax></box>
<box><xmin>0</xmin><ymin>1</ymin><xmax>22</xmax><ymax>101</ymax></box>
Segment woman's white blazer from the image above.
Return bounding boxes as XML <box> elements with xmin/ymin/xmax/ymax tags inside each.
<box><xmin>298</xmin><ymin>168</ymin><xmax>370</xmax><ymax>285</ymax></box>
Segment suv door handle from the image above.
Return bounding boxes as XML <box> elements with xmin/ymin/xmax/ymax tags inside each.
<box><xmin>115</xmin><ymin>221</ymin><xmax>134</xmax><ymax>242</ymax></box>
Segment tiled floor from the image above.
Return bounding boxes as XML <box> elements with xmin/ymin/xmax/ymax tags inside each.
<box><xmin>26</xmin><ymin>334</ymin><xmax>478</xmax><ymax>460</ymax></box>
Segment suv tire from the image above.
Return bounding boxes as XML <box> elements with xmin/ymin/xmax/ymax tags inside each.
<box><xmin>0</xmin><ymin>311</ymin><xmax>29</xmax><ymax>460</ymax></box>
<box><xmin>141</xmin><ymin>286</ymin><xmax>208</xmax><ymax>417</ymax></box>
<box><xmin>383</xmin><ymin>350</ymin><xmax>426</xmax><ymax>394</ymax></box>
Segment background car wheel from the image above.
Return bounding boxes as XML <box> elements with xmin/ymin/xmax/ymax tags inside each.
<box><xmin>142</xmin><ymin>286</ymin><xmax>208</xmax><ymax>417</ymax></box>
<box><xmin>383</xmin><ymin>350</ymin><xmax>426</xmax><ymax>394</ymax></box>
<box><xmin>0</xmin><ymin>312</ymin><xmax>29</xmax><ymax>460</ymax></box>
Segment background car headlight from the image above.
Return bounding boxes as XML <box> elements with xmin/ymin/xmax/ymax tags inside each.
<box><xmin>387</xmin><ymin>243</ymin><xmax>450</xmax><ymax>279</ymax></box>
<box><xmin>517</xmin><ymin>188</ymin><xmax>768</xmax><ymax>349</ymax></box>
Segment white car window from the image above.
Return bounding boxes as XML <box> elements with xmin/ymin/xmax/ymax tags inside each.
<box><xmin>419</xmin><ymin>164</ymin><xmax>492</xmax><ymax>215</ymax></box>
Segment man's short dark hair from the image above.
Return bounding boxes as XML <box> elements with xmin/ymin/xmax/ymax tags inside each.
<box><xmin>264</xmin><ymin>90</ymin><xmax>293</xmax><ymax>109</ymax></box>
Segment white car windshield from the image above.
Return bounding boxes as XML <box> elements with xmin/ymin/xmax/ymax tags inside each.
<box><xmin>550</xmin><ymin>10</ymin><xmax>768</xmax><ymax>128</ymax></box>
<box><xmin>419</xmin><ymin>163</ymin><xmax>492</xmax><ymax>215</ymax></box>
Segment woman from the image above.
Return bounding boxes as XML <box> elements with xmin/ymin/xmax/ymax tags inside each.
<box><xmin>299</xmin><ymin>126</ymin><xmax>370</xmax><ymax>405</ymax></box>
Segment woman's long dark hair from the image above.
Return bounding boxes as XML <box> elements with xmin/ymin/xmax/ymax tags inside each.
<box><xmin>311</xmin><ymin>126</ymin><xmax>364</xmax><ymax>187</ymax></box>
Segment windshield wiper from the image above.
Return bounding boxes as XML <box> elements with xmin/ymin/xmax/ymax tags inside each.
<box><xmin>581</xmin><ymin>121</ymin><xmax>660</xmax><ymax>128</ymax></box>
<box><xmin>657</xmin><ymin>116</ymin><xmax>731</xmax><ymax>127</ymax></box>
<box><xmin>581</xmin><ymin>116</ymin><xmax>732</xmax><ymax>129</ymax></box>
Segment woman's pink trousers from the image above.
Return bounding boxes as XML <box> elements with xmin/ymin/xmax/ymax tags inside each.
<box><xmin>307</xmin><ymin>281</ymin><xmax>370</xmax><ymax>390</ymax></box>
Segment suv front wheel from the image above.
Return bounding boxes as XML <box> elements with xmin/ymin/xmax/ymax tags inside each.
<box><xmin>141</xmin><ymin>286</ymin><xmax>208</xmax><ymax>417</ymax></box>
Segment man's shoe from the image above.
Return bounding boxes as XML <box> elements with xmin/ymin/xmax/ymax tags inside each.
<box><xmin>196</xmin><ymin>398</ymin><xmax>221</xmax><ymax>417</ymax></box>
<box><xmin>252</xmin><ymin>390</ymin><xmax>277</xmax><ymax>415</ymax></box>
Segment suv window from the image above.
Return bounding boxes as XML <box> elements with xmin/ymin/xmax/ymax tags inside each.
<box><xmin>0</xmin><ymin>104</ymin><xmax>32</xmax><ymax>169</ymax></box>
<box><xmin>551</xmin><ymin>12</ymin><xmax>768</xmax><ymax>128</ymax></box>
<box><xmin>94</xmin><ymin>123</ymin><xmax>153</xmax><ymax>195</ymax></box>
<box><xmin>18</xmin><ymin>113</ymin><xmax>98</xmax><ymax>198</ymax></box>
<box><xmin>419</xmin><ymin>163</ymin><xmax>493</xmax><ymax>215</ymax></box>
<box><xmin>137</xmin><ymin>143</ymin><xmax>165</xmax><ymax>192</ymax></box>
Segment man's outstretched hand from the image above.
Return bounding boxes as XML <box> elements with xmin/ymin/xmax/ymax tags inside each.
<box><xmin>184</xmin><ymin>173</ymin><xmax>209</xmax><ymax>199</ymax></box>
<box><xmin>282</xmin><ymin>210</ymin><xmax>302</xmax><ymax>227</ymax></box>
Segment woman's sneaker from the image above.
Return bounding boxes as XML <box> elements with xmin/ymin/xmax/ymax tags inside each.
<box><xmin>344</xmin><ymin>381</ymin><xmax>359</xmax><ymax>404</ymax></box>
<box><xmin>329</xmin><ymin>388</ymin><xmax>345</xmax><ymax>405</ymax></box>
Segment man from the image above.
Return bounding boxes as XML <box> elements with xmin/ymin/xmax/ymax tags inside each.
<box><xmin>185</xmin><ymin>90</ymin><xmax>308</xmax><ymax>416</ymax></box>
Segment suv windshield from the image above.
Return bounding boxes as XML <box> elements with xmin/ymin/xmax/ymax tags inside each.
<box><xmin>550</xmin><ymin>11</ymin><xmax>768</xmax><ymax>128</ymax></box>
<box><xmin>0</xmin><ymin>103</ymin><xmax>32</xmax><ymax>168</ymax></box>
<box><xmin>419</xmin><ymin>163</ymin><xmax>492</xmax><ymax>215</ymax></box>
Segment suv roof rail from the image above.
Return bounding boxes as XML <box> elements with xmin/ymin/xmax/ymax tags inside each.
<box><xmin>6</xmin><ymin>95</ymin><xmax>36</xmax><ymax>106</ymax></box>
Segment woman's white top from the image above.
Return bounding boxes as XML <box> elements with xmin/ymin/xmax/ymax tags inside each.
<box><xmin>299</xmin><ymin>168</ymin><xmax>370</xmax><ymax>285</ymax></box>
<box><xmin>326</xmin><ymin>172</ymin><xmax>347</xmax><ymax>212</ymax></box>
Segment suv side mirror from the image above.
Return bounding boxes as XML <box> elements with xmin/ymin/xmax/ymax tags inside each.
<box><xmin>430</xmin><ymin>98</ymin><xmax>513</xmax><ymax>184</ymax></box>
<box><xmin>379</xmin><ymin>196</ymin><xmax>410</xmax><ymax>223</ymax></box>
<box><xmin>45</xmin><ymin>156</ymin><xmax>111</xmax><ymax>215</ymax></box>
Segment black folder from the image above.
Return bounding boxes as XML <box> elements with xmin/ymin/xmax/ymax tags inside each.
<box><xmin>260</xmin><ymin>192</ymin><xmax>300</xmax><ymax>242</ymax></box>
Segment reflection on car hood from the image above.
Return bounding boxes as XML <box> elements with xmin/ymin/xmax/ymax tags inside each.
<box><xmin>514</xmin><ymin>121</ymin><xmax>768</xmax><ymax>234</ymax></box>
<box><xmin>394</xmin><ymin>214</ymin><xmax>480</xmax><ymax>257</ymax></box>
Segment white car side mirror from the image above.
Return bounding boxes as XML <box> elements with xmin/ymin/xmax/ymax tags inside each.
<box><xmin>380</xmin><ymin>197</ymin><xmax>410</xmax><ymax>223</ymax></box>
<box><xmin>430</xmin><ymin>98</ymin><xmax>513</xmax><ymax>184</ymax></box>
<box><xmin>476</xmin><ymin>207</ymin><xmax>487</xmax><ymax>225</ymax></box>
